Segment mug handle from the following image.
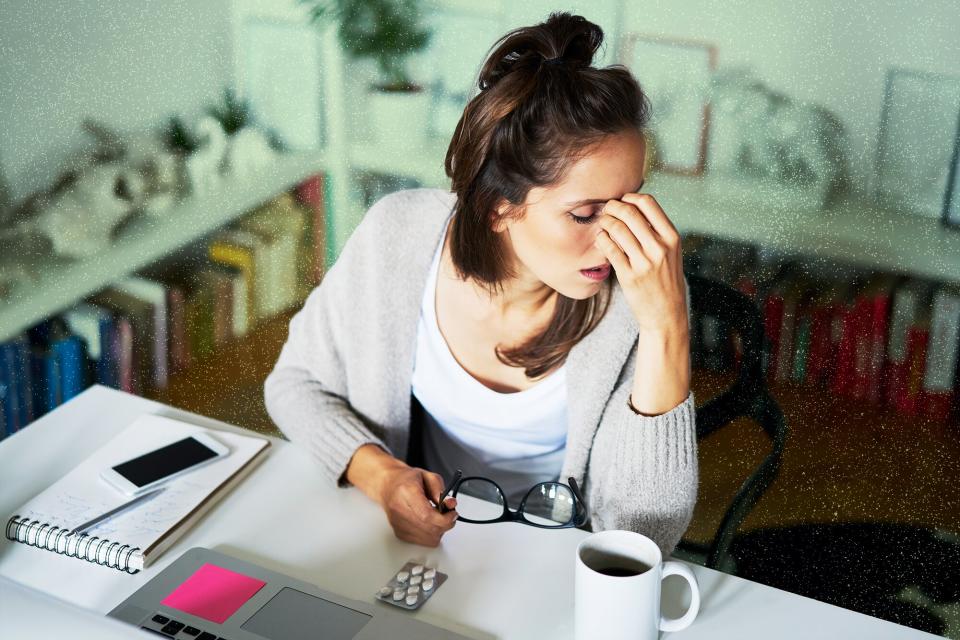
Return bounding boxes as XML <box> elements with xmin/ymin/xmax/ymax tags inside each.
<box><xmin>658</xmin><ymin>560</ymin><xmax>701</xmax><ymax>632</ymax></box>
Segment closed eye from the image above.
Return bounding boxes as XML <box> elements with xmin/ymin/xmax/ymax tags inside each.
<box><xmin>567</xmin><ymin>208</ymin><xmax>601</xmax><ymax>225</ymax></box>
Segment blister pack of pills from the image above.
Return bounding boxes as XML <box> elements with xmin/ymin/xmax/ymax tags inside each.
<box><xmin>375</xmin><ymin>561</ymin><xmax>448</xmax><ymax>610</ymax></box>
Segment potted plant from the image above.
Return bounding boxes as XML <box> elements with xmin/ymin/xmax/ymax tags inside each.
<box><xmin>302</xmin><ymin>0</ymin><xmax>434</xmax><ymax>150</ymax></box>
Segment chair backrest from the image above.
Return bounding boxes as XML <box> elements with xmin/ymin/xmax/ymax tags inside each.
<box><xmin>680</xmin><ymin>271</ymin><xmax>790</xmax><ymax>571</ymax></box>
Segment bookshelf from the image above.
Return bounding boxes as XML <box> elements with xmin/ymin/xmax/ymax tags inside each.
<box><xmin>0</xmin><ymin>152</ymin><xmax>327</xmax><ymax>343</ymax></box>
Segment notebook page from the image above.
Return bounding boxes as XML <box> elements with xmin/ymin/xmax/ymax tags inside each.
<box><xmin>10</xmin><ymin>413</ymin><xmax>269</xmax><ymax>551</ymax></box>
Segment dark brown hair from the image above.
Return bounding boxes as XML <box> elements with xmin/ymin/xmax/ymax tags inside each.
<box><xmin>443</xmin><ymin>11</ymin><xmax>653</xmax><ymax>379</ymax></box>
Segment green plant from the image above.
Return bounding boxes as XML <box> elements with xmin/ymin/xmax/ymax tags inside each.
<box><xmin>302</xmin><ymin>0</ymin><xmax>433</xmax><ymax>91</ymax></box>
<box><xmin>207</xmin><ymin>88</ymin><xmax>251</xmax><ymax>135</ymax></box>
<box><xmin>163</xmin><ymin>116</ymin><xmax>200</xmax><ymax>154</ymax></box>
<box><xmin>167</xmin><ymin>90</ymin><xmax>288</xmax><ymax>153</ymax></box>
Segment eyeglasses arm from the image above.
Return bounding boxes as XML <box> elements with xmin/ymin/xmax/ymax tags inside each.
<box><xmin>438</xmin><ymin>469</ymin><xmax>463</xmax><ymax>514</ymax></box>
<box><xmin>568</xmin><ymin>476</ymin><xmax>589</xmax><ymax>526</ymax></box>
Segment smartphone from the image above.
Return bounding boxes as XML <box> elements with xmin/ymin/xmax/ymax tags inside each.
<box><xmin>100</xmin><ymin>433</ymin><xmax>230</xmax><ymax>496</ymax></box>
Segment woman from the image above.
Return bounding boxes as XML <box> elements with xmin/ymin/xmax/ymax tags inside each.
<box><xmin>264</xmin><ymin>12</ymin><xmax>697</xmax><ymax>558</ymax></box>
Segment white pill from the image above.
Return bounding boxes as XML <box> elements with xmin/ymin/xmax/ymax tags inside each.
<box><xmin>392</xmin><ymin>589</ymin><xmax>405</xmax><ymax>601</ymax></box>
<box><xmin>410</xmin><ymin>575</ymin><xmax>422</xmax><ymax>586</ymax></box>
<box><xmin>422</xmin><ymin>578</ymin><xmax>434</xmax><ymax>591</ymax></box>
<box><xmin>396</xmin><ymin>570</ymin><xmax>410</xmax><ymax>583</ymax></box>
<box><xmin>411</xmin><ymin>564</ymin><xmax>424</xmax><ymax>576</ymax></box>
<box><xmin>406</xmin><ymin>594</ymin><xmax>418</xmax><ymax>606</ymax></box>
<box><xmin>424</xmin><ymin>568</ymin><xmax>437</xmax><ymax>580</ymax></box>
<box><xmin>379</xmin><ymin>586</ymin><xmax>393</xmax><ymax>597</ymax></box>
<box><xmin>407</xmin><ymin>585</ymin><xmax>420</xmax><ymax>595</ymax></box>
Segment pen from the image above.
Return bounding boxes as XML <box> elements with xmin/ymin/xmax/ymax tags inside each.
<box><xmin>70</xmin><ymin>487</ymin><xmax>166</xmax><ymax>536</ymax></box>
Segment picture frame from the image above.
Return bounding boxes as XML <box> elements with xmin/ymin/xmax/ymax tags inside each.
<box><xmin>944</xmin><ymin>109</ymin><xmax>960</xmax><ymax>229</ymax></box>
<box><xmin>875</xmin><ymin>67</ymin><xmax>960</xmax><ymax>219</ymax></box>
<box><xmin>618</xmin><ymin>33</ymin><xmax>717</xmax><ymax>176</ymax></box>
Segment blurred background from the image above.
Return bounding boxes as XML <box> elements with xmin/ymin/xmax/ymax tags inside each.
<box><xmin>1</xmin><ymin>0</ymin><xmax>958</xmax><ymax>636</ymax></box>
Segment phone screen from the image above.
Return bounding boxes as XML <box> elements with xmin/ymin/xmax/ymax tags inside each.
<box><xmin>112</xmin><ymin>437</ymin><xmax>219</xmax><ymax>488</ymax></box>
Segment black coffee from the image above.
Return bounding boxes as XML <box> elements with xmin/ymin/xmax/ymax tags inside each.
<box><xmin>595</xmin><ymin>562</ymin><xmax>652</xmax><ymax>577</ymax></box>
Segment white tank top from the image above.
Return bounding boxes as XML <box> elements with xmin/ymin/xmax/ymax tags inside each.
<box><xmin>411</xmin><ymin>213</ymin><xmax>568</xmax><ymax>505</ymax></box>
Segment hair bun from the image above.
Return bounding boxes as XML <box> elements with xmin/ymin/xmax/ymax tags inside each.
<box><xmin>477</xmin><ymin>12</ymin><xmax>603</xmax><ymax>91</ymax></box>
<box><xmin>539</xmin><ymin>12</ymin><xmax>602</xmax><ymax>67</ymax></box>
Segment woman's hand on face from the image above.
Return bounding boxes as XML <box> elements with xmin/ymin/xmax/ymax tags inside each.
<box><xmin>376</xmin><ymin>464</ymin><xmax>459</xmax><ymax>547</ymax></box>
<box><xmin>593</xmin><ymin>192</ymin><xmax>689</xmax><ymax>334</ymax></box>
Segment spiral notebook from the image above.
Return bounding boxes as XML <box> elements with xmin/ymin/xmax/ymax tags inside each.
<box><xmin>4</xmin><ymin>413</ymin><xmax>270</xmax><ymax>574</ymax></box>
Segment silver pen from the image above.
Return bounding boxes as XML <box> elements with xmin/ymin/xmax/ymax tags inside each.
<box><xmin>70</xmin><ymin>487</ymin><xmax>166</xmax><ymax>536</ymax></box>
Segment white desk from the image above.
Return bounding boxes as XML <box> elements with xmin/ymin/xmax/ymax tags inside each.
<box><xmin>0</xmin><ymin>386</ymin><xmax>940</xmax><ymax>639</ymax></box>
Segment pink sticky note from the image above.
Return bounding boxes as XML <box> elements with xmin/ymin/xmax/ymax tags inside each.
<box><xmin>161</xmin><ymin>563</ymin><xmax>266</xmax><ymax>624</ymax></box>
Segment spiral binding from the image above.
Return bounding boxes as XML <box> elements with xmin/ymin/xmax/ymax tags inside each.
<box><xmin>5</xmin><ymin>515</ymin><xmax>142</xmax><ymax>574</ymax></box>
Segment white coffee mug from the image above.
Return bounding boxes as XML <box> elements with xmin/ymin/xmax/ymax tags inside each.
<box><xmin>575</xmin><ymin>530</ymin><xmax>700</xmax><ymax>640</ymax></box>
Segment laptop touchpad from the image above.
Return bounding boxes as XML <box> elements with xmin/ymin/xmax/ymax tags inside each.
<box><xmin>241</xmin><ymin>587</ymin><xmax>372</xmax><ymax>640</ymax></box>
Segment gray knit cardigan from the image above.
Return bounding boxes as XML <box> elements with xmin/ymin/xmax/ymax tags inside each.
<box><xmin>264</xmin><ymin>187</ymin><xmax>698</xmax><ymax>557</ymax></box>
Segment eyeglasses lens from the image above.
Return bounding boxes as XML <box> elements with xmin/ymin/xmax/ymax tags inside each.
<box><xmin>456</xmin><ymin>478</ymin><xmax>505</xmax><ymax>521</ymax></box>
<box><xmin>522</xmin><ymin>483</ymin><xmax>575</xmax><ymax>526</ymax></box>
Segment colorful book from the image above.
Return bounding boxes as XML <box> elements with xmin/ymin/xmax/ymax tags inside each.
<box><xmin>25</xmin><ymin>319</ymin><xmax>87</xmax><ymax>417</ymax></box>
<box><xmin>898</xmin><ymin>305</ymin><xmax>931</xmax><ymax>417</ymax></box>
<box><xmin>790</xmin><ymin>279</ymin><xmax>822</xmax><ymax>385</ymax></box>
<box><xmin>116</xmin><ymin>276</ymin><xmax>170</xmax><ymax>391</ymax></box>
<box><xmin>761</xmin><ymin>262</ymin><xmax>802</xmax><ymax>381</ymax></box>
<box><xmin>830</xmin><ymin>277</ymin><xmax>868</xmax><ymax>399</ymax></box>
<box><xmin>235</xmin><ymin>194</ymin><xmax>308</xmax><ymax>318</ymax></box>
<box><xmin>295</xmin><ymin>172</ymin><xmax>328</xmax><ymax>288</ymax></box>
<box><xmin>88</xmin><ymin>288</ymin><xmax>156</xmax><ymax>396</ymax></box>
<box><xmin>137</xmin><ymin>266</ymin><xmax>194</xmax><ymax>371</ymax></box>
<box><xmin>198</xmin><ymin>261</ymin><xmax>249</xmax><ymax>340</ymax></box>
<box><xmin>885</xmin><ymin>279</ymin><xmax>925</xmax><ymax>412</ymax></box>
<box><xmin>805</xmin><ymin>281</ymin><xmax>847</xmax><ymax>389</ymax></box>
<box><xmin>0</xmin><ymin>336</ymin><xmax>32</xmax><ymax>436</ymax></box>
<box><xmin>850</xmin><ymin>274</ymin><xmax>898</xmax><ymax>404</ymax></box>
<box><xmin>197</xmin><ymin>266</ymin><xmax>236</xmax><ymax>347</ymax></box>
<box><xmin>114</xmin><ymin>316</ymin><xmax>135</xmax><ymax>394</ymax></box>
<box><xmin>185</xmin><ymin>277</ymin><xmax>216</xmax><ymax>362</ymax></box>
<box><xmin>209</xmin><ymin>230</ymin><xmax>258</xmax><ymax>329</ymax></box>
<box><xmin>167</xmin><ymin>284</ymin><xmax>189</xmax><ymax>372</ymax></box>
<box><xmin>64</xmin><ymin>302</ymin><xmax>119</xmax><ymax>389</ymax></box>
<box><xmin>775</xmin><ymin>273</ymin><xmax>815</xmax><ymax>385</ymax></box>
<box><xmin>52</xmin><ymin>334</ymin><xmax>86</xmax><ymax>404</ymax></box>
<box><xmin>922</xmin><ymin>285</ymin><xmax>960</xmax><ymax>424</ymax></box>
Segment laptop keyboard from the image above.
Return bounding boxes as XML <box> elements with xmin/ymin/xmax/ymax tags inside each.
<box><xmin>140</xmin><ymin>612</ymin><xmax>230</xmax><ymax>640</ymax></box>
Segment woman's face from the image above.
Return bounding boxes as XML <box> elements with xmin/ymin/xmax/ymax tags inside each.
<box><xmin>494</xmin><ymin>129</ymin><xmax>648</xmax><ymax>301</ymax></box>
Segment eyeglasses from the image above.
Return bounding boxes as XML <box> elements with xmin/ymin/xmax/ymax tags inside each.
<box><xmin>437</xmin><ymin>469</ymin><xmax>589</xmax><ymax>529</ymax></box>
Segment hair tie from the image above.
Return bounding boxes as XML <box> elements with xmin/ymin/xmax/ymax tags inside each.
<box><xmin>542</xmin><ymin>56</ymin><xmax>566</xmax><ymax>67</ymax></box>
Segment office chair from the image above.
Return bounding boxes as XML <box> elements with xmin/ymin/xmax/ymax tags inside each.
<box><xmin>671</xmin><ymin>270</ymin><xmax>789</xmax><ymax>573</ymax></box>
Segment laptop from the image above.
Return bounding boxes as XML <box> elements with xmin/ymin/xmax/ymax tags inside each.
<box><xmin>0</xmin><ymin>574</ymin><xmax>153</xmax><ymax>638</ymax></box>
<box><xmin>108</xmin><ymin>547</ymin><xmax>473</xmax><ymax>640</ymax></box>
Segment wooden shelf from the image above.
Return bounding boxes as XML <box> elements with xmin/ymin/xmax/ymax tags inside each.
<box><xmin>646</xmin><ymin>171</ymin><xmax>960</xmax><ymax>284</ymax></box>
<box><xmin>684</xmin><ymin>367</ymin><xmax>960</xmax><ymax>544</ymax></box>
<box><xmin>0</xmin><ymin>152</ymin><xmax>327</xmax><ymax>342</ymax></box>
<box><xmin>347</xmin><ymin>137</ymin><xmax>960</xmax><ymax>284</ymax></box>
